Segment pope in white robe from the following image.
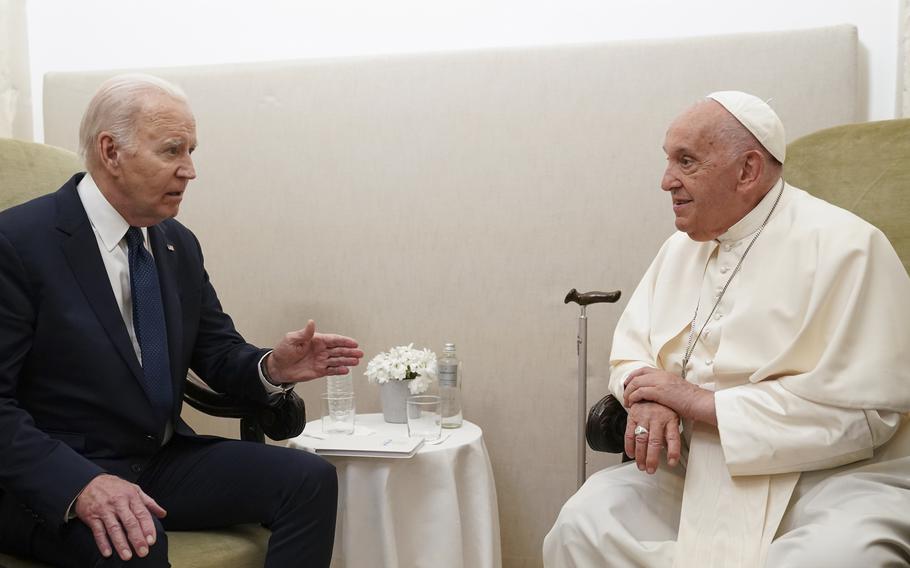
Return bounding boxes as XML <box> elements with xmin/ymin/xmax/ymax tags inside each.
<box><xmin>543</xmin><ymin>92</ymin><xmax>910</xmax><ymax>567</ymax></box>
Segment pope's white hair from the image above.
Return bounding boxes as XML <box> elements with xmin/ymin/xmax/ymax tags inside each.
<box><xmin>78</xmin><ymin>73</ymin><xmax>189</xmax><ymax>170</ymax></box>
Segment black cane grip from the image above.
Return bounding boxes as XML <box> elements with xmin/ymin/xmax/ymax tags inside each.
<box><xmin>564</xmin><ymin>288</ymin><xmax>621</xmax><ymax>306</ymax></box>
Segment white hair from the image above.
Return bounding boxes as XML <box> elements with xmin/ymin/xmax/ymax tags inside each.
<box><xmin>78</xmin><ymin>73</ymin><xmax>189</xmax><ymax>169</ymax></box>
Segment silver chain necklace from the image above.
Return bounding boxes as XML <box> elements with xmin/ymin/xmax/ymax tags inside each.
<box><xmin>680</xmin><ymin>179</ymin><xmax>785</xmax><ymax>380</ymax></box>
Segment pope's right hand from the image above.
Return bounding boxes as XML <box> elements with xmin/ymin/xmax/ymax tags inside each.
<box><xmin>74</xmin><ymin>474</ymin><xmax>167</xmax><ymax>561</ymax></box>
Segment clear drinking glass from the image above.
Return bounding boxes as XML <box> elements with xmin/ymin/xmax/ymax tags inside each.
<box><xmin>321</xmin><ymin>393</ymin><xmax>355</xmax><ymax>435</ymax></box>
<box><xmin>406</xmin><ymin>395</ymin><xmax>442</xmax><ymax>441</ymax></box>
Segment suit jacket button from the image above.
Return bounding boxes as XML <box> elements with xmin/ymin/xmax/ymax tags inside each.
<box><xmin>130</xmin><ymin>464</ymin><xmax>143</xmax><ymax>474</ymax></box>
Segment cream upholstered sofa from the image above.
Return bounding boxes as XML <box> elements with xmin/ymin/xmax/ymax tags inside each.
<box><xmin>24</xmin><ymin>24</ymin><xmax>860</xmax><ymax>566</ymax></box>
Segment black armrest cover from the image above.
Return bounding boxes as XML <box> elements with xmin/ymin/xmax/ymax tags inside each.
<box><xmin>183</xmin><ymin>376</ymin><xmax>306</xmax><ymax>442</ymax></box>
<box><xmin>586</xmin><ymin>394</ymin><xmax>628</xmax><ymax>454</ymax></box>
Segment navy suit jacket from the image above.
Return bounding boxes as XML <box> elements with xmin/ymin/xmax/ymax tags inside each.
<box><xmin>0</xmin><ymin>173</ymin><xmax>270</xmax><ymax>530</ymax></box>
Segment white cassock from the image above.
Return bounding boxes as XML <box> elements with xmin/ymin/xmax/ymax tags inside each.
<box><xmin>544</xmin><ymin>181</ymin><xmax>910</xmax><ymax>567</ymax></box>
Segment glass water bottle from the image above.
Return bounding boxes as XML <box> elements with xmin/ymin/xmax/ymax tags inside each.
<box><xmin>438</xmin><ymin>342</ymin><xmax>463</xmax><ymax>428</ymax></box>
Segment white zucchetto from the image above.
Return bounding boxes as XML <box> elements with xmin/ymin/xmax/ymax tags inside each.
<box><xmin>707</xmin><ymin>91</ymin><xmax>786</xmax><ymax>163</ymax></box>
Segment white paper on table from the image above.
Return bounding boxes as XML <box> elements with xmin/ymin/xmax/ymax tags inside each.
<box><xmin>302</xmin><ymin>434</ymin><xmax>424</xmax><ymax>458</ymax></box>
<box><xmin>295</xmin><ymin>422</ymin><xmax>423</xmax><ymax>458</ymax></box>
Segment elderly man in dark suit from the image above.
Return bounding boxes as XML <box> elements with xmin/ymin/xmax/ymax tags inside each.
<box><xmin>0</xmin><ymin>74</ymin><xmax>363</xmax><ymax>567</ymax></box>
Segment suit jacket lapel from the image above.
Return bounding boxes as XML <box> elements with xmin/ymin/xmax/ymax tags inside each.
<box><xmin>55</xmin><ymin>179</ymin><xmax>144</xmax><ymax>383</ymax></box>
<box><xmin>148</xmin><ymin>223</ymin><xmax>184</xmax><ymax>413</ymax></box>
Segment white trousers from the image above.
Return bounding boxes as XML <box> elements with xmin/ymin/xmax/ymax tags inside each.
<box><xmin>543</xmin><ymin>457</ymin><xmax>910</xmax><ymax>568</ymax></box>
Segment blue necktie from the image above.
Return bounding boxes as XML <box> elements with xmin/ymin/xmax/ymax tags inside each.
<box><xmin>125</xmin><ymin>227</ymin><xmax>173</xmax><ymax>423</ymax></box>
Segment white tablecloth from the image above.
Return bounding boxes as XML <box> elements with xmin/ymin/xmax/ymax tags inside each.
<box><xmin>288</xmin><ymin>414</ymin><xmax>502</xmax><ymax>568</ymax></box>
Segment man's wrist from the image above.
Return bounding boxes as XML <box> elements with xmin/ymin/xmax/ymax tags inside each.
<box><xmin>67</xmin><ymin>472</ymin><xmax>106</xmax><ymax>522</ymax></box>
<box><xmin>259</xmin><ymin>352</ymin><xmax>293</xmax><ymax>394</ymax></box>
<box><xmin>260</xmin><ymin>353</ymin><xmax>280</xmax><ymax>386</ymax></box>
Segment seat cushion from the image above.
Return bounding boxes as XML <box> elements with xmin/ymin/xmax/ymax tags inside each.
<box><xmin>0</xmin><ymin>524</ymin><xmax>269</xmax><ymax>567</ymax></box>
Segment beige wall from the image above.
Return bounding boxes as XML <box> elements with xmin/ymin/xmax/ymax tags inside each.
<box><xmin>0</xmin><ymin>0</ymin><xmax>32</xmax><ymax>140</ymax></box>
<box><xmin>44</xmin><ymin>27</ymin><xmax>858</xmax><ymax>567</ymax></box>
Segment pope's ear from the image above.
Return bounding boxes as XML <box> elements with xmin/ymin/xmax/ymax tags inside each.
<box><xmin>738</xmin><ymin>149</ymin><xmax>764</xmax><ymax>188</ymax></box>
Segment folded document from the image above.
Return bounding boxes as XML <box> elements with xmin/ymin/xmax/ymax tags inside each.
<box><xmin>297</xmin><ymin>431</ymin><xmax>424</xmax><ymax>458</ymax></box>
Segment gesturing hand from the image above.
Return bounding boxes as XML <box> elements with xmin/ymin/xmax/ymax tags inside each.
<box><xmin>74</xmin><ymin>474</ymin><xmax>167</xmax><ymax>561</ymax></box>
<box><xmin>266</xmin><ymin>320</ymin><xmax>365</xmax><ymax>384</ymax></box>
<box><xmin>624</xmin><ymin>366</ymin><xmax>716</xmax><ymax>424</ymax></box>
<box><xmin>624</xmin><ymin>401</ymin><xmax>682</xmax><ymax>474</ymax></box>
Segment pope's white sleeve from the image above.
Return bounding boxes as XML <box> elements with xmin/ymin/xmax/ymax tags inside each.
<box><xmin>608</xmin><ymin>247</ymin><xmax>666</xmax><ymax>406</ymax></box>
<box><xmin>608</xmin><ymin>362</ymin><xmax>650</xmax><ymax>405</ymax></box>
<box><xmin>715</xmin><ymin>380</ymin><xmax>901</xmax><ymax>476</ymax></box>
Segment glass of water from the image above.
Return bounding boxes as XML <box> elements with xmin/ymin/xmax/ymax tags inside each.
<box><xmin>407</xmin><ymin>395</ymin><xmax>442</xmax><ymax>442</ymax></box>
<box><xmin>321</xmin><ymin>393</ymin><xmax>355</xmax><ymax>435</ymax></box>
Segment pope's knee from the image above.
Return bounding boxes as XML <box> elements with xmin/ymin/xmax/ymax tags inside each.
<box><xmin>544</xmin><ymin>494</ymin><xmax>615</xmax><ymax>568</ymax></box>
<box><xmin>544</xmin><ymin>482</ymin><xmax>611</xmax><ymax>562</ymax></box>
<box><xmin>768</xmin><ymin>516</ymin><xmax>899</xmax><ymax>568</ymax></box>
<box><xmin>555</xmin><ymin>488</ymin><xmax>594</xmax><ymax>528</ymax></box>
<box><xmin>543</xmin><ymin>507</ymin><xmax>583</xmax><ymax>567</ymax></box>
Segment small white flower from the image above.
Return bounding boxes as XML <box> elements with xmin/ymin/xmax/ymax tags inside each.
<box><xmin>366</xmin><ymin>344</ymin><xmax>438</xmax><ymax>393</ymax></box>
<box><xmin>409</xmin><ymin>374</ymin><xmax>431</xmax><ymax>394</ymax></box>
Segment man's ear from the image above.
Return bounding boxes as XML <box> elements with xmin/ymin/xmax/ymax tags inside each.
<box><xmin>98</xmin><ymin>132</ymin><xmax>121</xmax><ymax>174</ymax></box>
<box><xmin>737</xmin><ymin>150</ymin><xmax>764</xmax><ymax>190</ymax></box>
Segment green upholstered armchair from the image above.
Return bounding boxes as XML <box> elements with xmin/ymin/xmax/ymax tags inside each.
<box><xmin>783</xmin><ymin>118</ymin><xmax>910</xmax><ymax>274</ymax></box>
<box><xmin>0</xmin><ymin>137</ymin><xmax>308</xmax><ymax>567</ymax></box>
<box><xmin>585</xmin><ymin>118</ymin><xmax>910</xmax><ymax>454</ymax></box>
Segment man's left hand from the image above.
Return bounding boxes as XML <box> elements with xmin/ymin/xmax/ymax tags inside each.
<box><xmin>624</xmin><ymin>367</ymin><xmax>716</xmax><ymax>425</ymax></box>
<box><xmin>266</xmin><ymin>320</ymin><xmax>364</xmax><ymax>383</ymax></box>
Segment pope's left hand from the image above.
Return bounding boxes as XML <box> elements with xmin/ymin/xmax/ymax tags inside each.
<box><xmin>266</xmin><ymin>320</ymin><xmax>364</xmax><ymax>383</ymax></box>
<box><xmin>624</xmin><ymin>367</ymin><xmax>716</xmax><ymax>425</ymax></box>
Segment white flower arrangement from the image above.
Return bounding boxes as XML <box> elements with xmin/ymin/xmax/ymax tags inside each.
<box><xmin>365</xmin><ymin>343</ymin><xmax>438</xmax><ymax>394</ymax></box>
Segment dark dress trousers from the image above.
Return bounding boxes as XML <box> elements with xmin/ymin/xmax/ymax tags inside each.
<box><xmin>0</xmin><ymin>174</ymin><xmax>336</xmax><ymax>566</ymax></box>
